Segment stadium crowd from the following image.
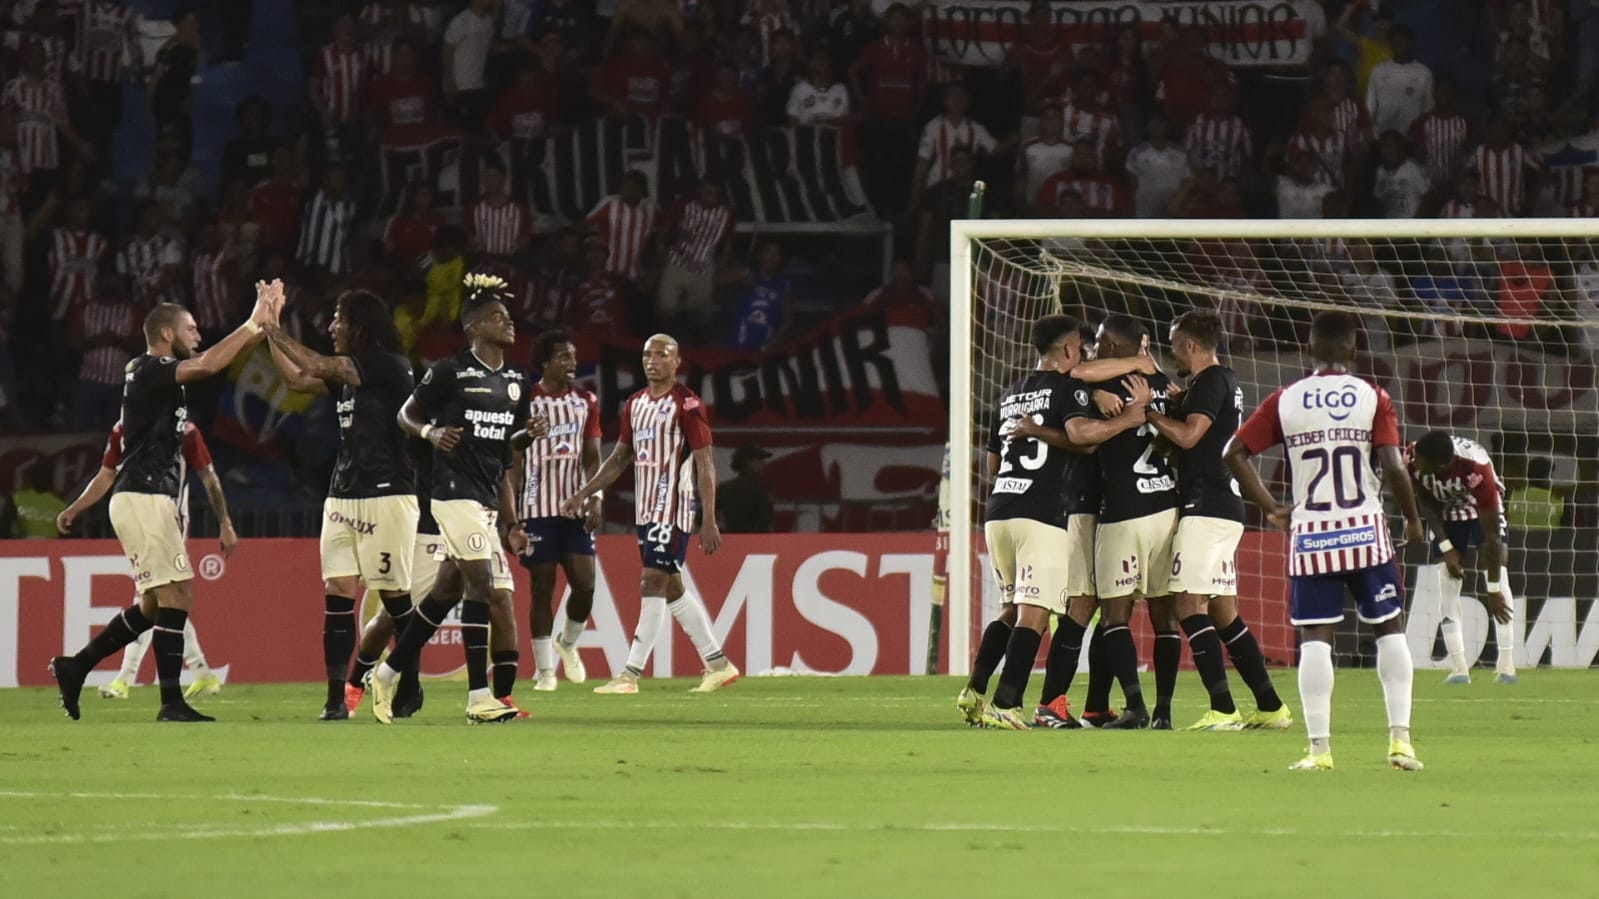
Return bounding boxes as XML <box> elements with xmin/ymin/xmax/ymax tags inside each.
<box><xmin>1</xmin><ymin>0</ymin><xmax>1596</xmax><ymax>519</ymax></box>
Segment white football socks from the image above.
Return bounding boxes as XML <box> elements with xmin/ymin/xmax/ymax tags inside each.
<box><xmin>559</xmin><ymin>616</ymin><xmax>585</xmax><ymax>647</ymax></box>
<box><xmin>669</xmin><ymin>592</ymin><xmax>727</xmax><ymax>667</ymax></box>
<box><xmin>1376</xmin><ymin>633</ymin><xmax>1414</xmax><ymax>742</ymax></box>
<box><xmin>117</xmin><ymin>629</ymin><xmax>153</xmax><ymax>682</ymax></box>
<box><xmin>624</xmin><ymin>596</ymin><xmax>668</xmax><ymax>674</ymax></box>
<box><xmin>1298</xmin><ymin>640</ymin><xmax>1334</xmax><ymax>755</ymax></box>
<box><xmin>1493</xmin><ymin>567</ymin><xmax>1517</xmax><ymax>674</ymax></box>
<box><xmin>532</xmin><ymin>637</ymin><xmax>556</xmax><ymax>675</ymax></box>
<box><xmin>1432</xmin><ymin>563</ymin><xmax>1469</xmax><ymax>675</ymax></box>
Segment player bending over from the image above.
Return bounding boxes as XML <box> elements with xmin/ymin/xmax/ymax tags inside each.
<box><xmin>58</xmin><ymin>421</ymin><xmax>233</xmax><ymax>701</ymax></box>
<box><xmin>1144</xmin><ymin>310</ymin><xmax>1289</xmax><ymax>731</ymax></box>
<box><xmin>50</xmin><ymin>287</ymin><xmax>274</xmax><ymax>721</ymax></box>
<box><xmin>958</xmin><ymin>314</ymin><xmax>1151</xmax><ymax>729</ymax></box>
<box><xmin>562</xmin><ymin>334</ymin><xmax>739</xmax><ymax>694</ymax></box>
<box><xmin>513</xmin><ymin>329</ymin><xmax>601</xmax><ymax>692</ymax></box>
<box><xmin>1407</xmin><ymin>431</ymin><xmax>1516</xmax><ymax>684</ymax></box>
<box><xmin>1225</xmin><ymin>311</ymin><xmax>1425</xmax><ymax>771</ymax></box>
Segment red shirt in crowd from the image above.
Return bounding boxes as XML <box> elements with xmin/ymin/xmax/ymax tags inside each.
<box><xmin>490</xmin><ymin>74</ymin><xmax>561</xmax><ymax>142</ymax></box>
<box><xmin>249</xmin><ymin>177</ymin><xmax>303</xmax><ymax>253</ymax></box>
<box><xmin>369</xmin><ymin>71</ymin><xmax>440</xmax><ymax>135</ymax></box>
<box><xmin>696</xmin><ymin>88</ymin><xmax>753</xmax><ymax>139</ymax></box>
<box><xmin>384</xmin><ymin>209</ymin><xmax>445</xmax><ymax>261</ymax></box>
<box><xmin>854</xmin><ymin>36</ymin><xmax>925</xmax><ymax>121</ymax></box>
<box><xmin>599</xmin><ymin>54</ymin><xmax>673</xmax><ymax>120</ymax></box>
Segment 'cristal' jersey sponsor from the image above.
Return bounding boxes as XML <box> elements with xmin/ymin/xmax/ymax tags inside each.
<box><xmin>1093</xmin><ymin>371</ymin><xmax>1178</xmax><ymax>523</ymax></box>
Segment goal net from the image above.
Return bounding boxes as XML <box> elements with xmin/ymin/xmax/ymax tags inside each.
<box><xmin>946</xmin><ymin>218</ymin><xmax>1599</xmax><ymax>676</ymax></box>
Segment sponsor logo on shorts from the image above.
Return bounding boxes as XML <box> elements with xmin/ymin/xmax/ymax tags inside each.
<box><xmin>328</xmin><ymin>510</ymin><xmax>378</xmax><ymax>535</ymax></box>
<box><xmin>1295</xmin><ymin>526</ymin><xmax>1377</xmax><ymax>554</ymax></box>
<box><xmin>1374</xmin><ymin>583</ymin><xmax>1398</xmax><ymax>603</ymax></box>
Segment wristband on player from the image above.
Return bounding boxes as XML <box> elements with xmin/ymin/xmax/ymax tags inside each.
<box><xmin>1437</xmin><ymin>538</ymin><xmax>1454</xmax><ymax>554</ymax></box>
<box><xmin>245</xmin><ymin>319</ymin><xmax>262</xmax><ymax>335</ymax></box>
<box><xmin>1486</xmin><ymin>580</ymin><xmax>1501</xmax><ymax>594</ymax></box>
<box><xmin>420</xmin><ymin>424</ymin><xmax>434</xmax><ymax>442</ymax></box>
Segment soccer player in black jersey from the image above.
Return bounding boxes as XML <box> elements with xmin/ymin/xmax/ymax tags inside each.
<box><xmin>369</xmin><ymin>275</ymin><xmax>544</xmax><ymax>724</ymax></box>
<box><xmin>956</xmin><ymin>315</ymin><xmax>1152</xmax><ymax>729</ymax></box>
<box><xmin>1144</xmin><ymin>310</ymin><xmax>1289</xmax><ymax>731</ymax></box>
<box><xmin>49</xmin><ymin>286</ymin><xmax>276</xmax><ymax>722</ymax></box>
<box><xmin>260</xmin><ymin>287</ymin><xmax>421</xmax><ymax>721</ymax></box>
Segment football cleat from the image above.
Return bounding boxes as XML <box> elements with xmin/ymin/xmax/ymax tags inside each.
<box><xmin>1442</xmin><ymin>673</ymin><xmax>1471</xmax><ymax>685</ymax></box>
<box><xmin>1105</xmin><ymin>708</ymin><xmax>1150</xmax><ymax>730</ymax></box>
<box><xmin>393</xmin><ymin>686</ymin><xmax>424</xmax><ymax>719</ymax></box>
<box><xmin>1242</xmin><ymin>706</ymin><xmax>1294</xmax><ymax>730</ymax></box>
<box><xmin>498</xmin><ymin>696</ymin><xmax>532</xmax><ymax>720</ymax></box>
<box><xmin>156</xmin><ymin>703</ymin><xmax>215</xmax><ymax>722</ymax></box>
<box><xmin>1495</xmin><ymin>671</ymin><xmax>1518</xmax><ymax>685</ymax></box>
<box><xmin>466</xmin><ymin>694</ymin><xmax>519</xmax><ymax>724</ymax></box>
<box><xmin>1150</xmin><ymin>708</ymin><xmax>1173</xmax><ymax>731</ymax></box>
<box><xmin>593</xmin><ymin>673</ymin><xmax>639</xmax><ymax>695</ymax></box>
<box><xmin>554</xmin><ymin>639</ymin><xmax>587</xmax><ymax>684</ymax></box>
<box><xmin>317</xmin><ymin>702</ymin><xmax>349</xmax><ymax>721</ymax></box>
<box><xmin>689</xmin><ymin>663</ymin><xmax>740</xmax><ymax>693</ymax></box>
<box><xmin>99</xmin><ymin>678</ymin><xmax>130</xmax><ymax>700</ymax></box>
<box><xmin>1182</xmin><ymin>709</ymin><xmax>1245</xmax><ymax>732</ymax></box>
<box><xmin>1032</xmin><ymin>695</ymin><xmax>1081</xmax><ymax>729</ymax></box>
<box><xmin>344</xmin><ymin>683</ymin><xmax>365</xmax><ymax>714</ymax></box>
<box><xmin>532</xmin><ymin>671</ymin><xmax>558</xmax><ymax>692</ymax></box>
<box><xmin>956</xmin><ymin>687</ymin><xmax>987</xmax><ymax>727</ymax></box>
<box><xmin>184</xmin><ymin>673</ymin><xmax>222</xmax><ymax>700</ymax></box>
<box><xmin>980</xmin><ymin>704</ymin><xmax>1031</xmax><ymax>730</ymax></box>
<box><xmin>49</xmin><ymin>656</ymin><xmax>85</xmax><ymax>720</ymax></box>
<box><xmin>368</xmin><ymin>670</ymin><xmax>396</xmax><ymax>724</ymax></box>
<box><xmin>1388</xmin><ymin>739</ymin><xmax>1424</xmax><ymax>771</ymax></box>
<box><xmin>1078</xmin><ymin>709</ymin><xmax>1120</xmax><ymax>729</ymax></box>
<box><xmin>1288</xmin><ymin>751</ymin><xmax>1334</xmax><ymax>771</ymax></box>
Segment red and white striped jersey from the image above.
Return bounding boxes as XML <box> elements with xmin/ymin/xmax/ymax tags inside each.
<box><xmin>104</xmin><ymin>421</ymin><xmax>213</xmax><ymax>535</ymax></box>
<box><xmin>191</xmin><ymin>248</ymin><xmax>236</xmax><ymax>331</ymax></box>
<box><xmin>467</xmin><ymin>198</ymin><xmax>532</xmax><ymax>256</ymax></box>
<box><xmin>1185</xmin><ymin>112</ymin><xmax>1253</xmax><ymax>178</ymax></box>
<box><xmin>1542</xmin><ymin>159</ymin><xmax>1589</xmax><ymax>209</ymax></box>
<box><xmin>1410</xmin><ymin>111</ymin><xmax>1469</xmax><ymax>186</ymax></box>
<box><xmin>1405</xmin><ymin>436</ymin><xmax>1503</xmax><ymax>523</ymax></box>
<box><xmin>65</xmin><ymin>0</ymin><xmax>134</xmax><ymax>83</ymax></box>
<box><xmin>916</xmin><ymin>115</ymin><xmax>998</xmax><ymax>186</ymax></box>
<box><xmin>1235</xmin><ymin>370</ymin><xmax>1402</xmax><ymax>577</ymax></box>
<box><xmin>75</xmin><ymin>298</ymin><xmax>134</xmax><ymax>384</ymax></box>
<box><xmin>359</xmin><ymin>0</ymin><xmax>432</xmax><ymax>73</ymax></box>
<box><xmin>0</xmin><ymin>145</ymin><xmax>20</xmax><ymax>215</ymax></box>
<box><xmin>1329</xmin><ymin>95</ymin><xmax>1371</xmax><ymax>147</ymax></box>
<box><xmin>620</xmin><ymin>384</ymin><xmax>712</xmax><ymax>531</ymax></box>
<box><xmin>2</xmin><ymin>74</ymin><xmax>69</xmax><ymax>172</ymax></box>
<box><xmin>117</xmin><ymin>233</ymin><xmax>184</xmax><ymax>304</ymax></box>
<box><xmin>1035</xmin><ymin>170</ymin><xmax>1125</xmax><ymax>215</ymax></box>
<box><xmin>1470</xmin><ymin>143</ymin><xmax>1539</xmax><ymax>215</ymax></box>
<box><xmin>586</xmin><ymin>195</ymin><xmax>658</xmax><ymax>282</ymax></box>
<box><xmin>314</xmin><ymin>43</ymin><xmax>370</xmax><ymax>125</ymax></box>
<box><xmin>519</xmin><ymin>383</ymin><xmax>602</xmax><ymax>519</ymax></box>
<box><xmin>664</xmin><ymin>197</ymin><xmax>732</xmax><ymax>272</ymax></box>
<box><xmin>48</xmin><ymin>227</ymin><xmax>107</xmax><ymax>320</ymax></box>
<box><xmin>1052</xmin><ymin>100</ymin><xmax>1120</xmax><ymax>168</ymax></box>
<box><xmin>1286</xmin><ymin>130</ymin><xmax>1349</xmax><ymax>186</ymax></box>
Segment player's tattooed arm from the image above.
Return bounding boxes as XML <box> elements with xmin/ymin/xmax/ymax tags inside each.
<box><xmin>1224</xmin><ymin>437</ymin><xmax>1292</xmax><ymax>532</ymax></box>
<box><xmin>560</xmin><ymin>442</ymin><xmax>634</xmax><ymax>517</ymax></box>
<box><xmin>198</xmin><ymin>467</ymin><xmax>239</xmax><ymax>557</ymax></box>
<box><xmin>264</xmin><ymin>323</ymin><xmax>361</xmax><ymax>388</ymax></box>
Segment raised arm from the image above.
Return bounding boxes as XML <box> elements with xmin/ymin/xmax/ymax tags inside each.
<box><xmin>1070</xmin><ymin>354</ymin><xmax>1159</xmax><ymax>382</ymax></box>
<box><xmin>174</xmin><ymin>281</ymin><xmax>275</xmax><ymax>384</ymax></box>
<box><xmin>693</xmin><ymin>445</ymin><xmax>721</xmax><ymax>555</ymax></box>
<box><xmin>265</xmin><ymin>322</ymin><xmax>360</xmax><ymax>388</ymax></box>
<box><xmin>266</xmin><ymin>336</ymin><xmax>330</xmax><ymax>394</ymax></box>
<box><xmin>57</xmin><ymin>466</ymin><xmax>116</xmax><ymax>534</ymax></box>
<box><xmin>197</xmin><ymin>466</ymin><xmax>239</xmax><ymax>557</ymax></box>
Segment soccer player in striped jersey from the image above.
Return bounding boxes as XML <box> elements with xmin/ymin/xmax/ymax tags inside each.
<box><xmin>513</xmin><ymin>329</ymin><xmax>602</xmax><ymax>692</ymax></box>
<box><xmin>58</xmin><ymin>421</ymin><xmax>233</xmax><ymax>701</ymax></box>
<box><xmin>1406</xmin><ymin>431</ymin><xmax>1516</xmax><ymax>684</ymax></box>
<box><xmin>1226</xmin><ymin>311</ymin><xmax>1427</xmax><ymax>771</ymax></box>
<box><xmin>562</xmin><ymin>334</ymin><xmax>739</xmax><ymax>694</ymax></box>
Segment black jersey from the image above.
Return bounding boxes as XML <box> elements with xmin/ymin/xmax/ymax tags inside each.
<box><xmin>984</xmin><ymin>371</ymin><xmax>1092</xmax><ymax>527</ymax></box>
<box><xmin>411</xmin><ymin>349</ymin><xmax>526</xmax><ymax>508</ymax></box>
<box><xmin>111</xmin><ymin>354</ymin><xmax>187</xmax><ymax>497</ymax></box>
<box><xmin>328</xmin><ymin>350</ymin><xmax>416</xmax><ymax>499</ymax></box>
<box><xmin>413</xmin><ymin>436</ymin><xmax>439</xmax><ymax>536</ymax></box>
<box><xmin>1174</xmin><ymin>364</ymin><xmax>1246</xmax><ymax>522</ymax></box>
<box><xmin>1092</xmin><ymin>371</ymin><xmax>1179</xmax><ymax>523</ymax></box>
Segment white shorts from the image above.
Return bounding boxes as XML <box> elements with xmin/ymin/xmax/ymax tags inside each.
<box><xmin>411</xmin><ymin>532</ymin><xmax>445</xmax><ymax>599</ymax></box>
<box><xmin>1095</xmin><ymin>508</ymin><xmax>1178</xmax><ymax>600</ymax></box>
<box><xmin>109</xmin><ymin>492</ymin><xmax>192</xmax><ymax>590</ymax></box>
<box><xmin>431</xmin><ymin>498</ymin><xmax>499</xmax><ymax>563</ymax></box>
<box><xmin>1065</xmin><ymin>513</ymin><xmax>1096</xmax><ymax>598</ymax></box>
<box><xmin>1168</xmin><ymin>516</ymin><xmax>1244</xmax><ymax>598</ymax></box>
<box><xmin>320</xmin><ymin>495</ymin><xmax>420</xmax><ymax>591</ymax></box>
<box><xmin>424</xmin><ymin>533</ymin><xmax>514</xmax><ymax>592</ymax></box>
<box><xmin>984</xmin><ymin>517</ymin><xmax>1071</xmax><ymax>616</ymax></box>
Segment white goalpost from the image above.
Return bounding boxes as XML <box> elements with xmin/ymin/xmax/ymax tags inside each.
<box><xmin>947</xmin><ymin>217</ymin><xmax>1599</xmax><ymax>677</ymax></box>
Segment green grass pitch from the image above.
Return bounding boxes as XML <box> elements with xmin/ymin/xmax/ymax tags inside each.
<box><xmin>2</xmin><ymin>671</ymin><xmax>1595</xmax><ymax>898</ymax></box>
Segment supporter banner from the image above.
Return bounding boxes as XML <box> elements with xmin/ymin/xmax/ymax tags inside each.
<box><xmin>1229</xmin><ymin>339</ymin><xmax>1599</xmax><ymax>434</ymax></box>
<box><xmin>588</xmin><ymin>302</ymin><xmax>942</xmax><ymax>431</ymax></box>
<box><xmin>211</xmin><ymin>344</ymin><xmax>323</xmax><ymax>460</ymax></box>
<box><xmin>916</xmin><ymin>0</ymin><xmax>1327</xmax><ymax>68</ymax></box>
<box><xmin>376</xmin><ymin>117</ymin><xmax>875</xmax><ymax>225</ymax></box>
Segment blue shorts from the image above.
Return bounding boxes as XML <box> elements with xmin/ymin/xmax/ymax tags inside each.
<box><xmin>1290</xmin><ymin>559</ymin><xmax>1405</xmax><ymax>627</ymax></box>
<box><xmin>1428</xmin><ymin>515</ymin><xmax>1507</xmax><ymax>561</ymax></box>
<box><xmin>520</xmin><ymin>516</ymin><xmax>595</xmax><ymax>567</ymax></box>
<box><xmin>637</xmin><ymin>524</ymin><xmax>690</xmax><ymax>573</ymax></box>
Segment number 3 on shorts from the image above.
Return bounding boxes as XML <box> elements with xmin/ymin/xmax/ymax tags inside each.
<box><xmin>646</xmin><ymin>523</ymin><xmax>673</xmax><ymax>550</ymax></box>
<box><xmin>378</xmin><ymin>552</ymin><xmax>391</xmax><ymax>575</ymax></box>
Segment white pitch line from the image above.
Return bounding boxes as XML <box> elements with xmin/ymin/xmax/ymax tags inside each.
<box><xmin>0</xmin><ymin>792</ymin><xmax>497</xmax><ymax>845</ymax></box>
<box><xmin>461</xmin><ymin>819</ymin><xmax>1599</xmax><ymax>841</ymax></box>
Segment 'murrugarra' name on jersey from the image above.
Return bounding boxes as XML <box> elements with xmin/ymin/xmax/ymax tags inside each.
<box><xmin>411</xmin><ymin>349</ymin><xmax>528</xmax><ymax>507</ymax></box>
<box><xmin>985</xmin><ymin>371</ymin><xmax>1093</xmax><ymax>527</ymax></box>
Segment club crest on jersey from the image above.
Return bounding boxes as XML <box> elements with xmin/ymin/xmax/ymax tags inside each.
<box><xmin>507</xmin><ymin>382</ymin><xmax>521</xmax><ymax>402</ymax></box>
<box><xmin>554</xmin><ymin>441</ymin><xmax>574</xmax><ymax>456</ymax></box>
<box><xmin>1075</xmin><ymin>389</ymin><xmax>1089</xmax><ymax>407</ymax></box>
<box><xmin>684</xmin><ymin>396</ymin><xmax>701</xmax><ymax>411</ymax></box>
<box><xmin>636</xmin><ymin>449</ymin><xmax>651</xmax><ymax>463</ymax></box>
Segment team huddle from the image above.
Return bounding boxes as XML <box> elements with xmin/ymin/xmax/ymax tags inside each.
<box><xmin>49</xmin><ymin>274</ymin><xmax>738</xmax><ymax>725</ymax></box>
<box><xmin>962</xmin><ymin>309</ymin><xmax>1512</xmax><ymax>770</ymax></box>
